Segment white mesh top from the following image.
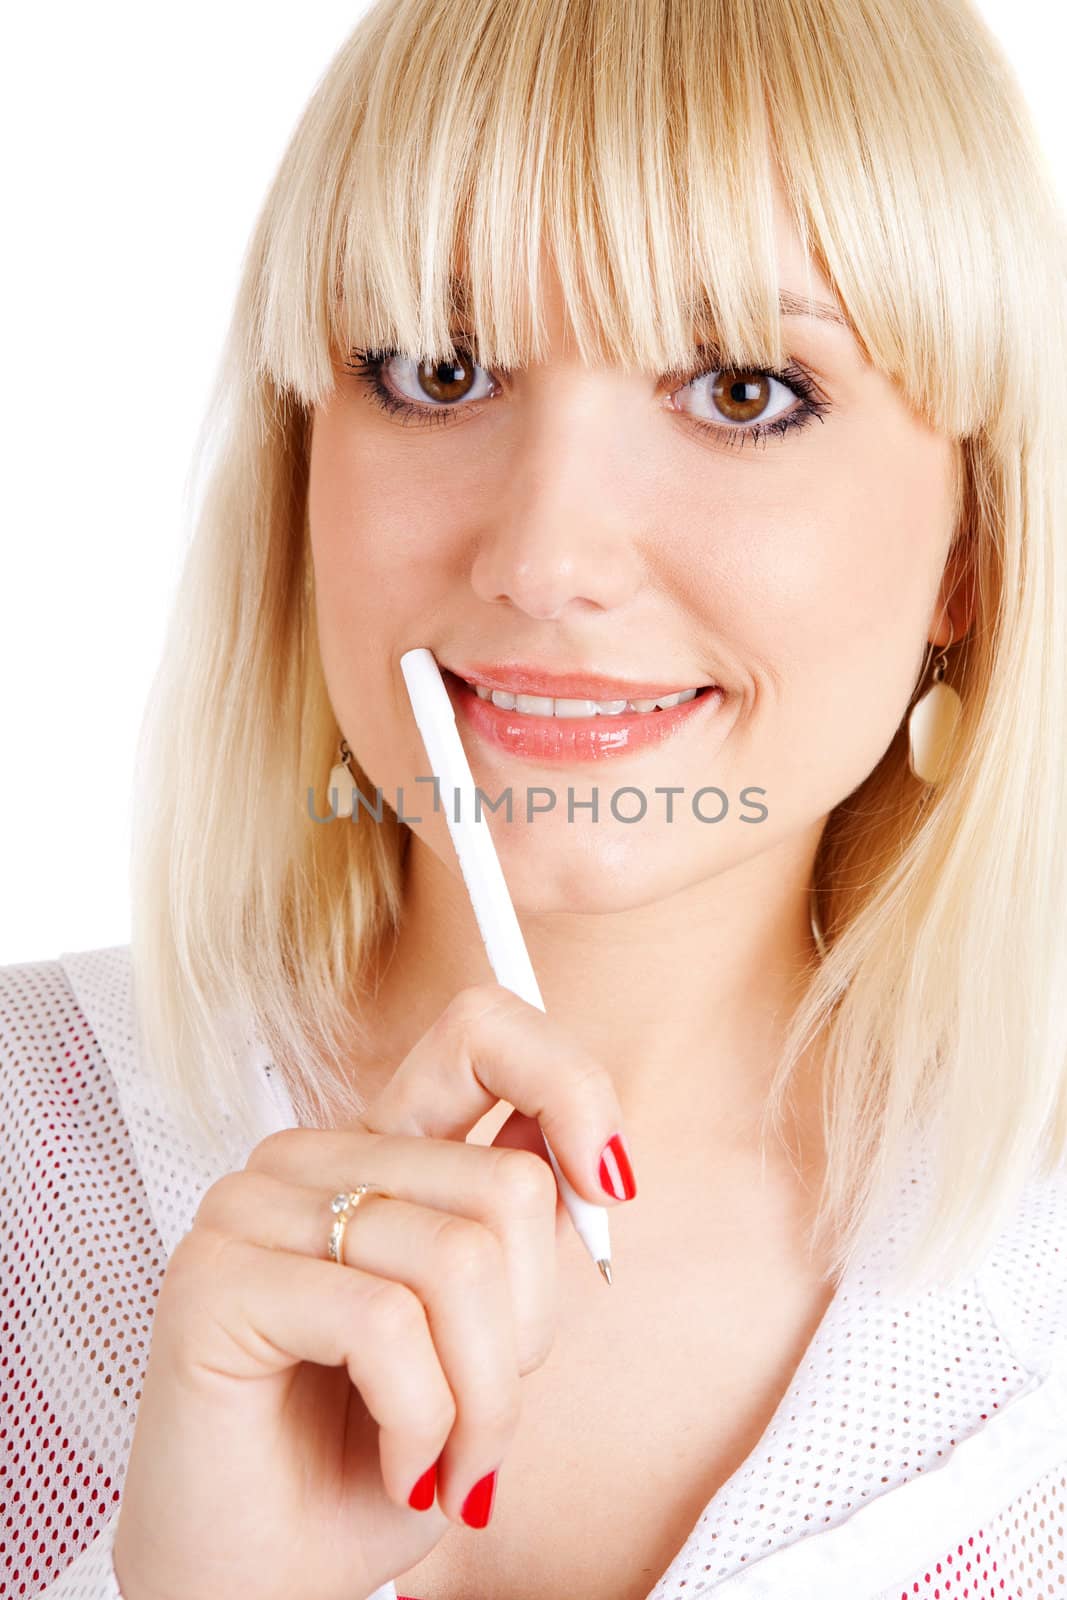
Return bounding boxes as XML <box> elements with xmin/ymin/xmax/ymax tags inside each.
<box><xmin>2</xmin><ymin>944</ymin><xmax>1067</xmax><ymax>1600</ymax></box>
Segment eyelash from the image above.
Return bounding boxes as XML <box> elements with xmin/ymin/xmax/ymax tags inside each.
<box><xmin>341</xmin><ymin>346</ymin><xmax>831</xmax><ymax>452</ymax></box>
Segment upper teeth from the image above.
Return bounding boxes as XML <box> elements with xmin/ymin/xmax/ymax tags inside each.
<box><xmin>470</xmin><ymin>684</ymin><xmax>705</xmax><ymax>715</ymax></box>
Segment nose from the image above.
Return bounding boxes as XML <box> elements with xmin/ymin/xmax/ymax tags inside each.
<box><xmin>468</xmin><ymin>396</ymin><xmax>646</xmax><ymax>621</ymax></box>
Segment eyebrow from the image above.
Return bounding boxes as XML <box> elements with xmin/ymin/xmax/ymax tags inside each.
<box><xmin>777</xmin><ymin>290</ymin><xmax>848</xmax><ymax>326</ymax></box>
<box><xmin>438</xmin><ymin>278</ymin><xmax>844</xmax><ymax>337</ymax></box>
<box><xmin>688</xmin><ymin>287</ymin><xmax>848</xmax><ymax>330</ymax></box>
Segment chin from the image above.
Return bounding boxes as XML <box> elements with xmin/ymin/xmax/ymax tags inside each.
<box><xmin>488</xmin><ymin>835</ymin><xmax>716</xmax><ymax>916</ymax></box>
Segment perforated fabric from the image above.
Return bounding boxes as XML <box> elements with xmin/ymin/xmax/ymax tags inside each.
<box><xmin>1</xmin><ymin>945</ymin><xmax>1065</xmax><ymax>1600</ymax></box>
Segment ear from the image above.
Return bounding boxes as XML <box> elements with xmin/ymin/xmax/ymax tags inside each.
<box><xmin>932</xmin><ymin>529</ymin><xmax>977</xmax><ymax>649</ymax></box>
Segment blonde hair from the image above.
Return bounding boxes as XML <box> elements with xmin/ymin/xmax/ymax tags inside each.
<box><xmin>130</xmin><ymin>0</ymin><xmax>1067</xmax><ymax>1298</ymax></box>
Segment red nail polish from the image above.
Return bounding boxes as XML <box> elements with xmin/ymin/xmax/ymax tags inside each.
<box><xmin>408</xmin><ymin>1459</ymin><xmax>438</xmax><ymax>1510</ymax></box>
<box><xmin>598</xmin><ymin>1132</ymin><xmax>637</xmax><ymax>1200</ymax></box>
<box><xmin>461</xmin><ymin>1468</ymin><xmax>498</xmax><ymax>1528</ymax></box>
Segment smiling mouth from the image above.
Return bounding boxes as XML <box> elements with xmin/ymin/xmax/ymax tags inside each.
<box><xmin>446</xmin><ymin>671</ymin><xmax>719</xmax><ymax>719</ymax></box>
<box><xmin>438</xmin><ymin>668</ymin><xmax>728</xmax><ymax>766</ymax></box>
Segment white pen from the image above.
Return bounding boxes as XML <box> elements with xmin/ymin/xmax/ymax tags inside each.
<box><xmin>399</xmin><ymin>645</ymin><xmax>614</xmax><ymax>1286</ymax></box>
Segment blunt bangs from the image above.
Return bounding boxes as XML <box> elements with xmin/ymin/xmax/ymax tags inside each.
<box><xmin>248</xmin><ymin>0</ymin><xmax>1053</xmax><ymax>455</ymax></box>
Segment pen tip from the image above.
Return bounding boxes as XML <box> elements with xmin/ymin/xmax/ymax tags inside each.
<box><xmin>597</xmin><ymin>1258</ymin><xmax>613</xmax><ymax>1286</ymax></box>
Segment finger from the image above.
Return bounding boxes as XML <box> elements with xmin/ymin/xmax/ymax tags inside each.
<box><xmin>236</xmin><ymin>1139</ymin><xmax>559</xmax><ymax>1375</ymax></box>
<box><xmin>192</xmin><ymin>1173</ymin><xmax>526</xmax><ymax>1521</ymax></box>
<box><xmin>351</xmin><ymin>983</ymin><xmax>638</xmax><ymax>1209</ymax></box>
<box><xmin>165</xmin><ymin>1228</ymin><xmax>458</xmax><ymax>1521</ymax></box>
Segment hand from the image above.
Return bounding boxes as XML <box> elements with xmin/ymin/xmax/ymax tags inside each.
<box><xmin>111</xmin><ymin>983</ymin><xmax>638</xmax><ymax>1600</ymax></box>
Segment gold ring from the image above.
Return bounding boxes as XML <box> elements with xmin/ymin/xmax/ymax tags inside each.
<box><xmin>327</xmin><ymin>1183</ymin><xmax>387</xmax><ymax>1264</ymax></box>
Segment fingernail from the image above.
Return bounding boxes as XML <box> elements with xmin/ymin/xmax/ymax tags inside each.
<box><xmin>408</xmin><ymin>1459</ymin><xmax>438</xmax><ymax>1510</ymax></box>
<box><xmin>461</xmin><ymin>1467</ymin><xmax>498</xmax><ymax>1528</ymax></box>
<box><xmin>598</xmin><ymin>1132</ymin><xmax>637</xmax><ymax>1200</ymax></box>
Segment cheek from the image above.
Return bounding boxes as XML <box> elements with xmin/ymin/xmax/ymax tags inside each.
<box><xmin>308</xmin><ymin>422</ymin><xmax>439</xmax><ymax>680</ymax></box>
<box><xmin>663</xmin><ymin>422</ymin><xmax>946</xmax><ymax>659</ymax></box>
<box><xmin>706</xmin><ymin>433</ymin><xmax>955</xmax><ymax>801</ymax></box>
<box><xmin>307</xmin><ymin>421</ymin><xmax>390</xmax><ymax>735</ymax></box>
<box><xmin>307</xmin><ymin>412</ymin><xmax>462</xmax><ymax>798</ymax></box>
<box><xmin>785</xmin><ymin>442</ymin><xmax>953</xmax><ymax>682</ymax></box>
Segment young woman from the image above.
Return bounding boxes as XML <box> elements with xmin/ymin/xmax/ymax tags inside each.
<box><xmin>4</xmin><ymin>0</ymin><xmax>1066</xmax><ymax>1596</ymax></box>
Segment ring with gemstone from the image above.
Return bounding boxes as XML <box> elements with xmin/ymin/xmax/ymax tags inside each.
<box><xmin>327</xmin><ymin>1183</ymin><xmax>388</xmax><ymax>1264</ymax></box>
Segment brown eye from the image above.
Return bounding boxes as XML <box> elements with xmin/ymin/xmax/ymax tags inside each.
<box><xmin>671</xmin><ymin>363</ymin><xmax>803</xmax><ymax>435</ymax></box>
<box><xmin>364</xmin><ymin>348</ymin><xmax>497</xmax><ymax>411</ymax></box>
<box><xmin>710</xmin><ymin>370</ymin><xmax>774</xmax><ymax>424</ymax></box>
<box><xmin>414</xmin><ymin>354</ymin><xmax>479</xmax><ymax>404</ymax></box>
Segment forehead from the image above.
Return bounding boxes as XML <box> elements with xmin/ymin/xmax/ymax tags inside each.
<box><xmin>766</xmin><ymin>163</ymin><xmax>838</xmax><ymax>302</ymax></box>
<box><xmin>448</xmin><ymin>165</ymin><xmax>844</xmax><ymax>353</ymax></box>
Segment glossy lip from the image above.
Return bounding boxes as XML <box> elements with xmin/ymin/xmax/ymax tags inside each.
<box><xmin>443</xmin><ymin>661</ymin><xmax>719</xmax><ymax>701</ymax></box>
<box><xmin>442</xmin><ymin>669</ymin><xmax>727</xmax><ymax>764</ymax></box>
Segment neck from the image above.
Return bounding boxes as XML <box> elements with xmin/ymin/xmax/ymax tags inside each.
<box><xmin>346</xmin><ymin>825</ymin><xmax>830</xmax><ymax>1184</ymax></box>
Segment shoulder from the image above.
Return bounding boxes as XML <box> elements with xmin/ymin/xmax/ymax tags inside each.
<box><xmin>973</xmin><ymin>1155</ymin><xmax>1067</xmax><ymax>1380</ymax></box>
<box><xmin>0</xmin><ymin>941</ymin><xmax>165</xmax><ymax>1306</ymax></box>
<box><xmin>0</xmin><ymin>946</ymin><xmax>103</xmax><ymax>1069</ymax></box>
<box><xmin>0</xmin><ymin>943</ymin><xmax>133</xmax><ymax>1134</ymax></box>
<box><xmin>0</xmin><ymin>946</ymin><xmax>163</xmax><ymax>1599</ymax></box>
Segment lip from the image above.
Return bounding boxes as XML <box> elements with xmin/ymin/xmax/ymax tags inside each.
<box><xmin>443</xmin><ymin>661</ymin><xmax>718</xmax><ymax>700</ymax></box>
<box><xmin>442</xmin><ymin>669</ymin><xmax>727</xmax><ymax>765</ymax></box>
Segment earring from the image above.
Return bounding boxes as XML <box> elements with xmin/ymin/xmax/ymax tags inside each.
<box><xmin>809</xmin><ymin>883</ymin><xmax>827</xmax><ymax>960</ymax></box>
<box><xmin>326</xmin><ymin>738</ymin><xmax>357</xmax><ymax>819</ymax></box>
<box><xmin>907</xmin><ymin>622</ymin><xmax>963</xmax><ymax>784</ymax></box>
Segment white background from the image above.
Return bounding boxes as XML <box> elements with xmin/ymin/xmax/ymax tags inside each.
<box><xmin>1</xmin><ymin>3</ymin><xmax>1063</xmax><ymax>965</ymax></box>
